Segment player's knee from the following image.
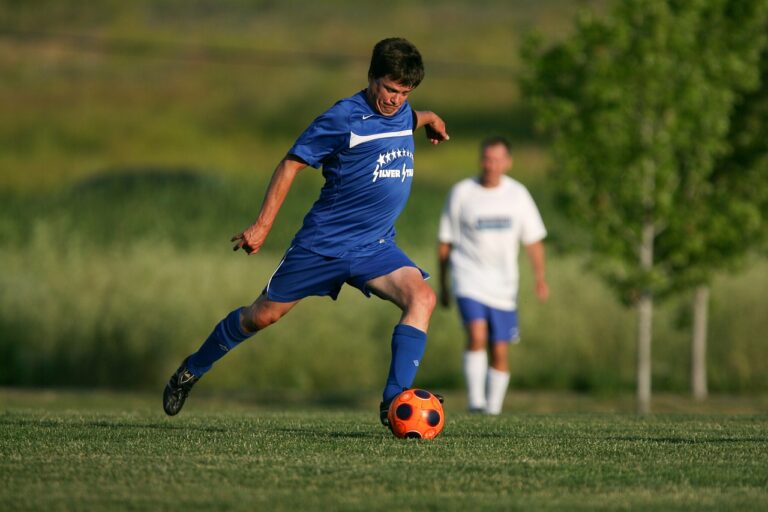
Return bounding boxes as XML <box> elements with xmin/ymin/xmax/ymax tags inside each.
<box><xmin>467</xmin><ymin>338</ymin><xmax>486</xmax><ymax>351</ymax></box>
<box><xmin>414</xmin><ymin>285</ymin><xmax>436</xmax><ymax>315</ymax></box>
<box><xmin>243</xmin><ymin>304</ymin><xmax>280</xmax><ymax>331</ymax></box>
<box><xmin>491</xmin><ymin>345</ymin><xmax>509</xmax><ymax>367</ymax></box>
<box><xmin>426</xmin><ymin>287</ymin><xmax>437</xmax><ymax>313</ymax></box>
<box><xmin>256</xmin><ymin>309</ymin><xmax>282</xmax><ymax>329</ymax></box>
<box><xmin>241</xmin><ymin>306</ymin><xmax>260</xmax><ymax>333</ymax></box>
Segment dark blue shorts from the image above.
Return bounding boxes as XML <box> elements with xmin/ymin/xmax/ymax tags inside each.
<box><xmin>265</xmin><ymin>242</ymin><xmax>429</xmax><ymax>302</ymax></box>
<box><xmin>456</xmin><ymin>296</ymin><xmax>520</xmax><ymax>344</ymax></box>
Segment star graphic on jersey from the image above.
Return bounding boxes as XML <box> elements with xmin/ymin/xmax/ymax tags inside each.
<box><xmin>377</xmin><ymin>154</ymin><xmax>386</xmax><ymax>166</ymax></box>
<box><xmin>396</xmin><ymin>149</ymin><xmax>403</xmax><ymax>158</ymax></box>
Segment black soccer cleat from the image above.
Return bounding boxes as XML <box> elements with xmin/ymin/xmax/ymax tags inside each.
<box><xmin>163</xmin><ymin>359</ymin><xmax>199</xmax><ymax>416</ymax></box>
<box><xmin>379</xmin><ymin>399</ymin><xmax>393</xmax><ymax>428</ymax></box>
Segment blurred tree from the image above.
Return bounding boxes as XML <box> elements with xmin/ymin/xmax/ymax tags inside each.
<box><xmin>659</xmin><ymin>40</ymin><xmax>768</xmax><ymax>400</ymax></box>
<box><xmin>522</xmin><ymin>0</ymin><xmax>767</xmax><ymax>413</ymax></box>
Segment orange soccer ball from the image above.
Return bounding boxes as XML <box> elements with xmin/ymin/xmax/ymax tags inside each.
<box><xmin>387</xmin><ymin>389</ymin><xmax>445</xmax><ymax>439</ymax></box>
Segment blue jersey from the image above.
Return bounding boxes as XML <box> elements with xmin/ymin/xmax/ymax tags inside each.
<box><xmin>287</xmin><ymin>90</ymin><xmax>416</xmax><ymax>257</ymax></box>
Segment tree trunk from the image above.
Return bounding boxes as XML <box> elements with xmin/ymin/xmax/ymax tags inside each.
<box><xmin>637</xmin><ymin>221</ymin><xmax>654</xmax><ymax>415</ymax></box>
<box><xmin>637</xmin><ymin>292</ymin><xmax>653</xmax><ymax>414</ymax></box>
<box><xmin>691</xmin><ymin>285</ymin><xmax>710</xmax><ymax>401</ymax></box>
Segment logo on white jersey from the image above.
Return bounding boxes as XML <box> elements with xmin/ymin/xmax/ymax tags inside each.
<box><xmin>475</xmin><ymin>216</ymin><xmax>512</xmax><ymax>230</ymax></box>
<box><xmin>371</xmin><ymin>148</ymin><xmax>414</xmax><ymax>183</ymax></box>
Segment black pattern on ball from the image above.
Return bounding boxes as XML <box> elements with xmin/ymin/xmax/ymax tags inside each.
<box><xmin>405</xmin><ymin>431</ymin><xmax>422</xmax><ymax>439</ymax></box>
<box><xmin>414</xmin><ymin>389</ymin><xmax>431</xmax><ymax>399</ymax></box>
<box><xmin>395</xmin><ymin>403</ymin><xmax>413</xmax><ymax>420</ymax></box>
<box><xmin>426</xmin><ymin>409</ymin><xmax>441</xmax><ymax>427</ymax></box>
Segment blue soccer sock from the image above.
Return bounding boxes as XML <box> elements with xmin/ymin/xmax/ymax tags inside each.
<box><xmin>186</xmin><ymin>308</ymin><xmax>253</xmax><ymax>377</ymax></box>
<box><xmin>382</xmin><ymin>324</ymin><xmax>427</xmax><ymax>402</ymax></box>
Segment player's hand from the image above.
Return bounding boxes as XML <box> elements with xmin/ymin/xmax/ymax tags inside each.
<box><xmin>231</xmin><ymin>224</ymin><xmax>266</xmax><ymax>255</ymax></box>
<box><xmin>439</xmin><ymin>287</ymin><xmax>451</xmax><ymax>309</ymax></box>
<box><xmin>425</xmin><ymin>115</ymin><xmax>449</xmax><ymax>145</ymax></box>
<box><xmin>535</xmin><ymin>279</ymin><xmax>549</xmax><ymax>303</ymax></box>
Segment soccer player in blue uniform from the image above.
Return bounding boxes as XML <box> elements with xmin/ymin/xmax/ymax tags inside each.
<box><xmin>163</xmin><ymin>38</ymin><xmax>449</xmax><ymax>426</ymax></box>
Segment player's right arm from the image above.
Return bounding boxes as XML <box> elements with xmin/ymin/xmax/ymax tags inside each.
<box><xmin>231</xmin><ymin>155</ymin><xmax>307</xmax><ymax>255</ymax></box>
<box><xmin>437</xmin><ymin>184</ymin><xmax>459</xmax><ymax>308</ymax></box>
<box><xmin>437</xmin><ymin>241</ymin><xmax>452</xmax><ymax>308</ymax></box>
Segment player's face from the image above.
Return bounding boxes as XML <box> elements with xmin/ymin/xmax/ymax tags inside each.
<box><xmin>480</xmin><ymin>144</ymin><xmax>512</xmax><ymax>183</ymax></box>
<box><xmin>366</xmin><ymin>77</ymin><xmax>413</xmax><ymax>116</ymax></box>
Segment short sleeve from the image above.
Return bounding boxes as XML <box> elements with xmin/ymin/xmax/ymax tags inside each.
<box><xmin>519</xmin><ymin>188</ymin><xmax>547</xmax><ymax>245</ymax></box>
<box><xmin>438</xmin><ymin>186</ymin><xmax>458</xmax><ymax>243</ymax></box>
<box><xmin>288</xmin><ymin>103</ymin><xmax>349</xmax><ymax>169</ymax></box>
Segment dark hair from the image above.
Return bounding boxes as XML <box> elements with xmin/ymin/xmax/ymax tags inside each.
<box><xmin>368</xmin><ymin>38</ymin><xmax>424</xmax><ymax>88</ymax></box>
<box><xmin>480</xmin><ymin>136</ymin><xmax>511</xmax><ymax>153</ymax></box>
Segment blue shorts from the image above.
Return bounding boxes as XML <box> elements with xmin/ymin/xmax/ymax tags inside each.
<box><xmin>265</xmin><ymin>242</ymin><xmax>429</xmax><ymax>302</ymax></box>
<box><xmin>456</xmin><ymin>296</ymin><xmax>520</xmax><ymax>344</ymax></box>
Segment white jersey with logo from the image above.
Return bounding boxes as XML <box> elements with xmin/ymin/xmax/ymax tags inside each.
<box><xmin>439</xmin><ymin>176</ymin><xmax>546</xmax><ymax>311</ymax></box>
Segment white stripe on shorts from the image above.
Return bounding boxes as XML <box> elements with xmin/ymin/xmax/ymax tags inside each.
<box><xmin>265</xmin><ymin>246</ymin><xmax>294</xmax><ymax>296</ymax></box>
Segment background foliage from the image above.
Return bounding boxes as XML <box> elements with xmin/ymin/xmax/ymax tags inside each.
<box><xmin>1</xmin><ymin>0</ymin><xmax>766</xmax><ymax>395</ymax></box>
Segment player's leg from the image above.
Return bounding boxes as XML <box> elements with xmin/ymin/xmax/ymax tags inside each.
<box><xmin>464</xmin><ymin>320</ymin><xmax>489</xmax><ymax>412</ymax></box>
<box><xmin>163</xmin><ymin>245</ymin><xmax>338</xmax><ymax>416</ymax></box>
<box><xmin>484</xmin><ymin>308</ymin><xmax>519</xmax><ymax>415</ymax></box>
<box><xmin>187</xmin><ymin>294</ymin><xmax>299</xmax><ymax>376</ymax></box>
<box><xmin>163</xmin><ymin>295</ymin><xmax>298</xmax><ymax>416</ymax></box>
<box><xmin>486</xmin><ymin>343</ymin><xmax>511</xmax><ymax>415</ymax></box>
<box><xmin>367</xmin><ymin>265</ymin><xmax>436</xmax><ymax>331</ymax></box>
<box><xmin>348</xmin><ymin>244</ymin><xmax>435</xmax><ymax>425</ymax></box>
<box><xmin>489</xmin><ymin>342</ymin><xmax>510</xmax><ymax>372</ymax></box>
<box><xmin>457</xmin><ymin>297</ymin><xmax>490</xmax><ymax>412</ymax></box>
<box><xmin>366</xmin><ymin>266</ymin><xmax>436</xmax><ymax>404</ymax></box>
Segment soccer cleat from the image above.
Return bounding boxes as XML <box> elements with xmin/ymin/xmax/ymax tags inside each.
<box><xmin>379</xmin><ymin>399</ymin><xmax>393</xmax><ymax>428</ymax></box>
<box><xmin>163</xmin><ymin>359</ymin><xmax>199</xmax><ymax>416</ymax></box>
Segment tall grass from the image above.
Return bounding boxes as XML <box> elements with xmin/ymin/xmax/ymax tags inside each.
<box><xmin>2</xmin><ymin>204</ymin><xmax>766</xmax><ymax>393</ymax></box>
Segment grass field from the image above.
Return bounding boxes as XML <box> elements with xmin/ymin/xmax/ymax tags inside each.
<box><xmin>2</xmin><ymin>390</ymin><xmax>767</xmax><ymax>511</ymax></box>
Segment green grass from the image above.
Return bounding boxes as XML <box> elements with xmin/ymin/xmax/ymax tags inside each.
<box><xmin>1</xmin><ymin>390</ymin><xmax>766</xmax><ymax>511</ymax></box>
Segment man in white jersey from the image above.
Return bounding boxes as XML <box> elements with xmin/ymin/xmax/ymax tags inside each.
<box><xmin>438</xmin><ymin>136</ymin><xmax>549</xmax><ymax>414</ymax></box>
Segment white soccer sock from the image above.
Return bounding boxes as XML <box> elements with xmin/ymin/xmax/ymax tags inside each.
<box><xmin>463</xmin><ymin>349</ymin><xmax>488</xmax><ymax>410</ymax></box>
<box><xmin>486</xmin><ymin>367</ymin><xmax>511</xmax><ymax>415</ymax></box>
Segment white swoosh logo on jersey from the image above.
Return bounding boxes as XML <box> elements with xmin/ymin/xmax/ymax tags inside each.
<box><xmin>349</xmin><ymin>129</ymin><xmax>413</xmax><ymax>148</ymax></box>
<box><xmin>362</xmin><ymin>114</ymin><xmax>374</xmax><ymax>120</ymax></box>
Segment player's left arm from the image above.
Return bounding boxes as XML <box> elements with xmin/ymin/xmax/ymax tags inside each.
<box><xmin>524</xmin><ymin>240</ymin><xmax>549</xmax><ymax>302</ymax></box>
<box><xmin>413</xmin><ymin>110</ymin><xmax>450</xmax><ymax>145</ymax></box>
